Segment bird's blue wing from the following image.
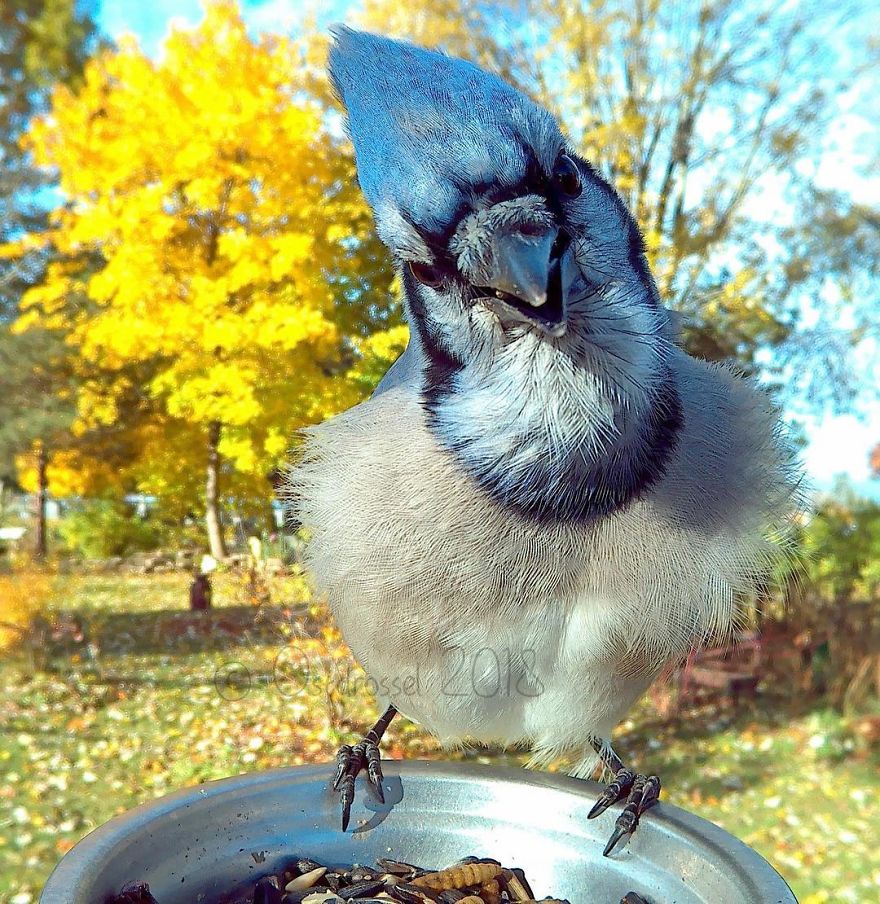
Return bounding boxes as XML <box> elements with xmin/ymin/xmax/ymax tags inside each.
<box><xmin>371</xmin><ymin>340</ymin><xmax>420</xmax><ymax>398</ymax></box>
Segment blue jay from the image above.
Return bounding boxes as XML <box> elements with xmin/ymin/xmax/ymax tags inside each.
<box><xmin>287</xmin><ymin>27</ymin><xmax>799</xmax><ymax>855</ymax></box>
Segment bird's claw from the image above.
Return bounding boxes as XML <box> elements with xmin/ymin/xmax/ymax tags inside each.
<box><xmin>589</xmin><ymin>770</ymin><xmax>661</xmax><ymax>857</ymax></box>
<box><xmin>364</xmin><ymin>737</ymin><xmax>385</xmax><ymax>802</ymax></box>
<box><xmin>332</xmin><ymin>743</ymin><xmax>354</xmax><ymax>790</ymax></box>
<box><xmin>587</xmin><ymin>766</ymin><xmax>636</xmax><ymax>819</ymax></box>
<box><xmin>330</xmin><ymin>706</ymin><xmax>397</xmax><ymax>831</ymax></box>
<box><xmin>332</xmin><ymin>738</ymin><xmax>385</xmax><ymax>831</ymax></box>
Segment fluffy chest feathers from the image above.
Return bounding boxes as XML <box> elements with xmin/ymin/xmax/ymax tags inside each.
<box><xmin>288</xmin><ymin>347</ymin><xmax>796</xmax><ymax>750</ymax></box>
<box><xmin>427</xmin><ymin>327</ymin><xmax>682</xmax><ymax>522</ymax></box>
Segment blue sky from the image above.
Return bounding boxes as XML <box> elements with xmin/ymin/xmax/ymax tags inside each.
<box><xmin>94</xmin><ymin>0</ymin><xmax>880</xmax><ymax>500</ymax></box>
<box><xmin>96</xmin><ymin>0</ymin><xmax>349</xmax><ymax>51</ymax></box>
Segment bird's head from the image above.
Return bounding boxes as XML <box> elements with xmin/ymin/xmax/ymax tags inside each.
<box><xmin>329</xmin><ymin>28</ymin><xmax>681</xmax><ymax>520</ymax></box>
<box><xmin>329</xmin><ymin>27</ymin><xmax>673</xmax><ymax>372</ymax></box>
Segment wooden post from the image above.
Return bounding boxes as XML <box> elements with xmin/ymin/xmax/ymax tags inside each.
<box><xmin>34</xmin><ymin>442</ymin><xmax>48</xmax><ymax>560</ymax></box>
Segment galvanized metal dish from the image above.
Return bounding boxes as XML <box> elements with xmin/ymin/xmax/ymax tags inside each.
<box><xmin>40</xmin><ymin>761</ymin><xmax>796</xmax><ymax>904</ymax></box>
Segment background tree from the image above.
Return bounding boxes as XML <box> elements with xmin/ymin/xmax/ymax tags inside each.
<box><xmin>360</xmin><ymin>0</ymin><xmax>879</xmax><ymax>393</ymax></box>
<box><xmin>781</xmin><ymin>190</ymin><xmax>880</xmax><ymax>408</ymax></box>
<box><xmin>0</xmin><ymin>329</ymin><xmax>77</xmax><ymax>556</ymax></box>
<box><xmin>0</xmin><ymin>0</ymin><xmax>97</xmax><ymax>311</ymax></box>
<box><xmin>801</xmin><ymin>484</ymin><xmax>880</xmax><ymax>607</ymax></box>
<box><xmin>0</xmin><ymin>0</ymin><xmax>98</xmax><ymax>555</ymax></box>
<box><xmin>8</xmin><ymin>0</ymin><xmax>878</xmax><ymax>555</ymax></box>
<box><xmin>11</xmin><ymin>1</ymin><xmax>400</xmax><ymax>557</ymax></box>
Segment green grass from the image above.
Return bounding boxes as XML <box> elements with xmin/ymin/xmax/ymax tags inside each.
<box><xmin>1</xmin><ymin>572</ymin><xmax>878</xmax><ymax>904</ymax></box>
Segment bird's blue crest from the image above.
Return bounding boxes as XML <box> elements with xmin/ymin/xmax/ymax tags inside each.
<box><xmin>328</xmin><ymin>27</ymin><xmax>562</xmax><ymax>251</ymax></box>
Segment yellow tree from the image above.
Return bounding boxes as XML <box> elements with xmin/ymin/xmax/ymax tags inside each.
<box><xmin>13</xmin><ymin>1</ymin><xmax>402</xmax><ymax>556</ymax></box>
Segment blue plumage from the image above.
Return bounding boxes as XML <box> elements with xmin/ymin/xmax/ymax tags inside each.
<box><xmin>329</xmin><ymin>26</ymin><xmax>561</xmax><ymax>249</ymax></box>
<box><xmin>290</xmin><ymin>26</ymin><xmax>802</xmax><ymax>857</ymax></box>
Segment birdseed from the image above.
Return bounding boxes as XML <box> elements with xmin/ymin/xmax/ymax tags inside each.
<box><xmin>107</xmin><ymin>855</ymin><xmax>655</xmax><ymax>904</ymax></box>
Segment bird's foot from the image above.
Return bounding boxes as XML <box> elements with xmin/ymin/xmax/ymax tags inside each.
<box><xmin>588</xmin><ymin>767</ymin><xmax>661</xmax><ymax>857</ymax></box>
<box><xmin>331</xmin><ymin>705</ymin><xmax>396</xmax><ymax>831</ymax></box>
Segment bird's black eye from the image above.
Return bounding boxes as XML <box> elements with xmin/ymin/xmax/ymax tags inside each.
<box><xmin>553</xmin><ymin>154</ymin><xmax>582</xmax><ymax>198</ymax></box>
<box><xmin>408</xmin><ymin>260</ymin><xmax>444</xmax><ymax>288</ymax></box>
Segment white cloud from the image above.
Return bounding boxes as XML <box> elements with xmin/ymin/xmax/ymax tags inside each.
<box><xmin>243</xmin><ymin>0</ymin><xmax>301</xmax><ymax>35</ymax></box>
<box><xmin>97</xmin><ymin>0</ymin><xmax>203</xmax><ymax>57</ymax></box>
<box><xmin>799</xmin><ymin>400</ymin><xmax>880</xmax><ymax>499</ymax></box>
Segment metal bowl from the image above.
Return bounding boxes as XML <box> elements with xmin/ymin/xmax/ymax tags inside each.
<box><xmin>41</xmin><ymin>761</ymin><xmax>796</xmax><ymax>903</ymax></box>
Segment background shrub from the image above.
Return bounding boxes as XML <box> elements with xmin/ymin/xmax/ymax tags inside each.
<box><xmin>58</xmin><ymin>498</ymin><xmax>162</xmax><ymax>559</ymax></box>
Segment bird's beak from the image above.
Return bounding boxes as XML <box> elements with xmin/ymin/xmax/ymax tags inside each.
<box><xmin>479</xmin><ymin>227</ymin><xmax>573</xmax><ymax>337</ymax></box>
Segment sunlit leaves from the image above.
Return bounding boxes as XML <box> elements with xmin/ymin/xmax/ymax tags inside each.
<box><xmin>10</xmin><ymin>1</ymin><xmax>399</xmax><ymax>514</ymax></box>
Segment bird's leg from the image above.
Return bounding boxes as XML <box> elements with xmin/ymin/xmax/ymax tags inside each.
<box><xmin>587</xmin><ymin>737</ymin><xmax>661</xmax><ymax>857</ymax></box>
<box><xmin>332</xmin><ymin>705</ymin><xmax>397</xmax><ymax>831</ymax></box>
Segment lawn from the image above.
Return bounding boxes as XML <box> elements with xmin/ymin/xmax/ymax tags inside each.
<box><xmin>1</xmin><ymin>571</ymin><xmax>878</xmax><ymax>904</ymax></box>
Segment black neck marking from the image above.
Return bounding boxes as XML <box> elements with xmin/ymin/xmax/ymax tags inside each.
<box><xmin>402</xmin><ymin>265</ymin><xmax>464</xmax><ymax>406</ymax></box>
<box><xmin>449</xmin><ymin>370</ymin><xmax>682</xmax><ymax>524</ymax></box>
<box><xmin>402</xmin><ymin>269</ymin><xmax>681</xmax><ymax>525</ymax></box>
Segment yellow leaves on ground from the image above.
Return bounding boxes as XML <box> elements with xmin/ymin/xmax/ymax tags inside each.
<box><xmin>11</xmin><ymin>1</ymin><xmax>397</xmax><ymax>509</ymax></box>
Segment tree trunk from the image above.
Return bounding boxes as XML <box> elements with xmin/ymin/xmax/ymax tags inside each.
<box><xmin>34</xmin><ymin>442</ymin><xmax>48</xmax><ymax>560</ymax></box>
<box><xmin>205</xmin><ymin>421</ymin><xmax>227</xmax><ymax>560</ymax></box>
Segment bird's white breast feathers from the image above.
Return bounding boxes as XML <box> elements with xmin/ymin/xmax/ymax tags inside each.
<box><xmin>286</xmin><ymin>349</ymin><xmax>797</xmax><ymax>761</ymax></box>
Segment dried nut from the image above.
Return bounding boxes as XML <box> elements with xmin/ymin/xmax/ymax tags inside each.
<box><xmin>254</xmin><ymin>876</ymin><xmax>283</xmax><ymax>904</ymax></box>
<box><xmin>413</xmin><ymin>864</ymin><xmax>501</xmax><ymax>892</ymax></box>
<box><xmin>110</xmin><ymin>882</ymin><xmax>160</xmax><ymax>904</ymax></box>
<box><xmin>286</xmin><ymin>892</ymin><xmax>338</xmax><ymax>904</ymax></box>
<box><xmin>377</xmin><ymin>860</ymin><xmax>420</xmax><ymax>877</ymax></box>
<box><xmin>351</xmin><ymin>867</ymin><xmax>380</xmax><ymax>882</ymax></box>
<box><xmin>285</xmin><ymin>867</ymin><xmax>328</xmax><ymax>892</ymax></box>
<box><xmin>300</xmin><ymin>894</ymin><xmax>343</xmax><ymax>904</ymax></box>
<box><xmin>501</xmin><ymin>871</ymin><xmax>532</xmax><ymax>903</ymax></box>
<box><xmin>218</xmin><ymin>853</ymin><xmax>568</xmax><ymax>904</ymax></box>
<box><xmin>296</xmin><ymin>859</ymin><xmax>326</xmax><ymax>874</ymax></box>
<box><xmin>338</xmin><ymin>880</ymin><xmax>387</xmax><ymax>900</ymax></box>
<box><xmin>388</xmin><ymin>883</ymin><xmax>438</xmax><ymax>903</ymax></box>
<box><xmin>478</xmin><ymin>878</ymin><xmax>501</xmax><ymax>904</ymax></box>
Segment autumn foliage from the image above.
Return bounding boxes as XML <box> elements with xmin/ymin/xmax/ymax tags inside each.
<box><xmin>4</xmin><ymin>0</ymin><xmax>875</xmax><ymax>552</ymax></box>
<box><xmin>9</xmin><ymin>2</ymin><xmax>403</xmax><ymax>552</ymax></box>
